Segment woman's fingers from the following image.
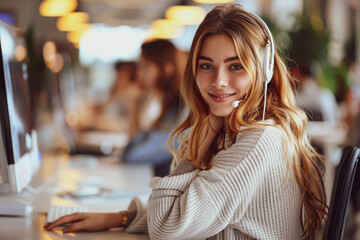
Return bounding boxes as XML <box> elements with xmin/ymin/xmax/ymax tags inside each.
<box><xmin>62</xmin><ymin>220</ymin><xmax>90</xmax><ymax>233</ymax></box>
<box><xmin>44</xmin><ymin>212</ymin><xmax>85</xmax><ymax>230</ymax></box>
<box><xmin>44</xmin><ymin>212</ymin><xmax>124</xmax><ymax>233</ymax></box>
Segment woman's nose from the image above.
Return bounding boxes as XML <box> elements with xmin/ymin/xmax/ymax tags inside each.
<box><xmin>211</xmin><ymin>69</ymin><xmax>228</xmax><ymax>88</ymax></box>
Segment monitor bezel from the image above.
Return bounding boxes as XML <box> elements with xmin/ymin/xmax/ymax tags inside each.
<box><xmin>0</xmin><ymin>20</ymin><xmax>40</xmax><ymax>193</ymax></box>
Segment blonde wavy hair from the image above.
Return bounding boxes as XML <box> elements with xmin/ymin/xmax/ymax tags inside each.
<box><xmin>168</xmin><ymin>3</ymin><xmax>328</xmax><ymax>239</ymax></box>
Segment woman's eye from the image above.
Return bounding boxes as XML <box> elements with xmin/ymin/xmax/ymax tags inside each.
<box><xmin>229</xmin><ymin>64</ymin><xmax>243</xmax><ymax>70</ymax></box>
<box><xmin>199</xmin><ymin>64</ymin><xmax>213</xmax><ymax>70</ymax></box>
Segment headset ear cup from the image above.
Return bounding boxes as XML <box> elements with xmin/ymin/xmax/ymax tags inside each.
<box><xmin>263</xmin><ymin>44</ymin><xmax>273</xmax><ymax>83</ymax></box>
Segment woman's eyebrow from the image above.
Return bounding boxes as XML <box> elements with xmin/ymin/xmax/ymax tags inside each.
<box><xmin>224</xmin><ymin>56</ymin><xmax>239</xmax><ymax>63</ymax></box>
<box><xmin>198</xmin><ymin>56</ymin><xmax>239</xmax><ymax>63</ymax></box>
<box><xmin>198</xmin><ymin>56</ymin><xmax>213</xmax><ymax>62</ymax></box>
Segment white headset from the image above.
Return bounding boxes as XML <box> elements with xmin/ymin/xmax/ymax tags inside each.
<box><xmin>232</xmin><ymin>12</ymin><xmax>274</xmax><ymax>121</ymax></box>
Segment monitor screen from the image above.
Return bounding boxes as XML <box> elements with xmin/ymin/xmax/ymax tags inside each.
<box><xmin>0</xmin><ymin>12</ymin><xmax>15</xmax><ymax>26</ymax></box>
<box><xmin>0</xmin><ymin>20</ymin><xmax>40</xmax><ymax>193</ymax></box>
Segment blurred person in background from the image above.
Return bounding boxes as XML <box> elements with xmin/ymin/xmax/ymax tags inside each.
<box><xmin>106</xmin><ymin>61</ymin><xmax>139</xmax><ymax>118</ymax></box>
<box><xmin>294</xmin><ymin>64</ymin><xmax>339</xmax><ymax>122</ymax></box>
<box><xmin>93</xmin><ymin>61</ymin><xmax>140</xmax><ymax>133</ymax></box>
<box><xmin>122</xmin><ymin>39</ymin><xmax>185</xmax><ymax>177</ymax></box>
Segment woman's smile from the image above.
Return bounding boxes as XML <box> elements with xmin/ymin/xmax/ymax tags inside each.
<box><xmin>208</xmin><ymin>92</ymin><xmax>237</xmax><ymax>103</ymax></box>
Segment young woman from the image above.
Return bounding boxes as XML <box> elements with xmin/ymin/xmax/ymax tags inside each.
<box><xmin>44</xmin><ymin>4</ymin><xmax>328</xmax><ymax>239</ymax></box>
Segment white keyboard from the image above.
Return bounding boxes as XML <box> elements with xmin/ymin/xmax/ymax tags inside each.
<box><xmin>47</xmin><ymin>204</ymin><xmax>88</xmax><ymax>223</ymax></box>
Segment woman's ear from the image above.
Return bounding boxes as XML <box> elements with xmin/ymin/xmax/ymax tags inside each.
<box><xmin>163</xmin><ymin>61</ymin><xmax>175</xmax><ymax>77</ymax></box>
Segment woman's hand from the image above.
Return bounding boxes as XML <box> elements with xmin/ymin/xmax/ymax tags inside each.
<box><xmin>44</xmin><ymin>212</ymin><xmax>124</xmax><ymax>233</ymax></box>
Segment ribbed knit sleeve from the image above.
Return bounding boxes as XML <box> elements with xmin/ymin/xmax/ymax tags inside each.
<box><xmin>125</xmin><ymin>158</ymin><xmax>197</xmax><ymax>233</ymax></box>
<box><xmin>147</xmin><ymin>126</ymin><xmax>301</xmax><ymax>240</ymax></box>
<box><xmin>125</xmin><ymin>197</ymin><xmax>148</xmax><ymax>233</ymax></box>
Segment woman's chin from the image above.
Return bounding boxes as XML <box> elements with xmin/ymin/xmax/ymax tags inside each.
<box><xmin>210</xmin><ymin>108</ymin><xmax>232</xmax><ymax>117</ymax></box>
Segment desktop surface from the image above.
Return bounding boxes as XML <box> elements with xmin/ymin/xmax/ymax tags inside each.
<box><xmin>0</xmin><ymin>214</ymin><xmax>150</xmax><ymax>240</ymax></box>
<box><xmin>0</xmin><ymin>153</ymin><xmax>152</xmax><ymax>240</ymax></box>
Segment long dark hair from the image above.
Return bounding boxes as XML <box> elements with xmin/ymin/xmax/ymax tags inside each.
<box><xmin>141</xmin><ymin>39</ymin><xmax>183</xmax><ymax>128</ymax></box>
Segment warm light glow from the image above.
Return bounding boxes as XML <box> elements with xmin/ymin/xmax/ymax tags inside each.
<box><xmin>57</xmin><ymin>12</ymin><xmax>90</xmax><ymax>31</ymax></box>
<box><xmin>50</xmin><ymin>53</ymin><xmax>64</xmax><ymax>73</ymax></box>
<box><xmin>67</xmin><ymin>27</ymin><xmax>90</xmax><ymax>43</ymax></box>
<box><xmin>39</xmin><ymin>0</ymin><xmax>78</xmax><ymax>17</ymax></box>
<box><xmin>193</xmin><ymin>0</ymin><xmax>233</xmax><ymax>3</ymax></box>
<box><xmin>165</xmin><ymin>6</ymin><xmax>206</xmax><ymax>25</ymax></box>
<box><xmin>44</xmin><ymin>46</ymin><xmax>64</xmax><ymax>73</ymax></box>
<box><xmin>149</xmin><ymin>19</ymin><xmax>184</xmax><ymax>39</ymax></box>
<box><xmin>43</xmin><ymin>41</ymin><xmax>57</xmax><ymax>65</ymax></box>
<box><xmin>14</xmin><ymin>45</ymin><xmax>27</xmax><ymax>62</ymax></box>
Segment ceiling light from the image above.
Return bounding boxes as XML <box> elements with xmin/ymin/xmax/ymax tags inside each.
<box><xmin>43</xmin><ymin>41</ymin><xmax>57</xmax><ymax>64</ymax></box>
<box><xmin>193</xmin><ymin>0</ymin><xmax>233</xmax><ymax>3</ymax></box>
<box><xmin>39</xmin><ymin>0</ymin><xmax>78</xmax><ymax>17</ymax></box>
<box><xmin>14</xmin><ymin>45</ymin><xmax>27</xmax><ymax>62</ymax></box>
<box><xmin>165</xmin><ymin>6</ymin><xmax>206</xmax><ymax>25</ymax></box>
<box><xmin>50</xmin><ymin>53</ymin><xmax>64</xmax><ymax>73</ymax></box>
<box><xmin>149</xmin><ymin>19</ymin><xmax>184</xmax><ymax>39</ymax></box>
<box><xmin>57</xmin><ymin>12</ymin><xmax>90</xmax><ymax>31</ymax></box>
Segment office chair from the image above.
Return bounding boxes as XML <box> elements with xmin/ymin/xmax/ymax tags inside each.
<box><xmin>322</xmin><ymin>146</ymin><xmax>360</xmax><ymax>240</ymax></box>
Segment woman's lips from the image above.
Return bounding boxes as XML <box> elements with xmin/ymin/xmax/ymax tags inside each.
<box><xmin>208</xmin><ymin>92</ymin><xmax>236</xmax><ymax>103</ymax></box>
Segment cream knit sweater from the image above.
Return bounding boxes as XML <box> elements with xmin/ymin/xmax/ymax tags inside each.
<box><xmin>125</xmin><ymin>125</ymin><xmax>302</xmax><ymax>239</ymax></box>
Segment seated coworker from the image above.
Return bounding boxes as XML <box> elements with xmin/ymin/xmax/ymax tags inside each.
<box><xmin>45</xmin><ymin>4</ymin><xmax>328</xmax><ymax>239</ymax></box>
<box><xmin>94</xmin><ymin>61</ymin><xmax>139</xmax><ymax>133</ymax></box>
<box><xmin>122</xmin><ymin>39</ymin><xmax>184</xmax><ymax>177</ymax></box>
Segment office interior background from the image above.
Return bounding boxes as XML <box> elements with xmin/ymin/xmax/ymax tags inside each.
<box><xmin>0</xmin><ymin>0</ymin><xmax>360</xmax><ymax>238</ymax></box>
<box><xmin>0</xmin><ymin>0</ymin><xmax>358</xmax><ymax>148</ymax></box>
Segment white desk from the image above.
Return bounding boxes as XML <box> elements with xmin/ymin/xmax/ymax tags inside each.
<box><xmin>0</xmin><ymin>154</ymin><xmax>152</xmax><ymax>240</ymax></box>
<box><xmin>0</xmin><ymin>214</ymin><xmax>150</xmax><ymax>240</ymax></box>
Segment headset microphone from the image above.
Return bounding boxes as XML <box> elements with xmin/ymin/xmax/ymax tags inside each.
<box><xmin>232</xmin><ymin>89</ymin><xmax>249</xmax><ymax>108</ymax></box>
<box><xmin>232</xmin><ymin>99</ymin><xmax>243</xmax><ymax>108</ymax></box>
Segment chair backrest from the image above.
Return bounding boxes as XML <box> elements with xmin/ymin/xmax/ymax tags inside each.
<box><xmin>322</xmin><ymin>146</ymin><xmax>360</xmax><ymax>240</ymax></box>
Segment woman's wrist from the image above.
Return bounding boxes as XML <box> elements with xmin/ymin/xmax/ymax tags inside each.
<box><xmin>119</xmin><ymin>211</ymin><xmax>128</xmax><ymax>227</ymax></box>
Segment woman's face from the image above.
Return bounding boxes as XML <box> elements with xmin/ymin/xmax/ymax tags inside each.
<box><xmin>196</xmin><ymin>34</ymin><xmax>251</xmax><ymax>117</ymax></box>
<box><xmin>136</xmin><ymin>55</ymin><xmax>159</xmax><ymax>90</ymax></box>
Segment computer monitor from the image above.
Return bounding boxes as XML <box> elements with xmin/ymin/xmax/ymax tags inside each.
<box><xmin>0</xmin><ymin>20</ymin><xmax>41</xmax><ymax>193</ymax></box>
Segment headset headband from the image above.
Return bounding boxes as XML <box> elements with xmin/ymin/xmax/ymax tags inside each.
<box><xmin>247</xmin><ymin>11</ymin><xmax>275</xmax><ymax>121</ymax></box>
<box><xmin>249</xmin><ymin>12</ymin><xmax>275</xmax><ymax>83</ymax></box>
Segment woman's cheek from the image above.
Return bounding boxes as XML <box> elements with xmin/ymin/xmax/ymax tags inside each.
<box><xmin>196</xmin><ymin>73</ymin><xmax>211</xmax><ymax>90</ymax></box>
<box><xmin>231</xmin><ymin>75</ymin><xmax>251</xmax><ymax>93</ymax></box>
